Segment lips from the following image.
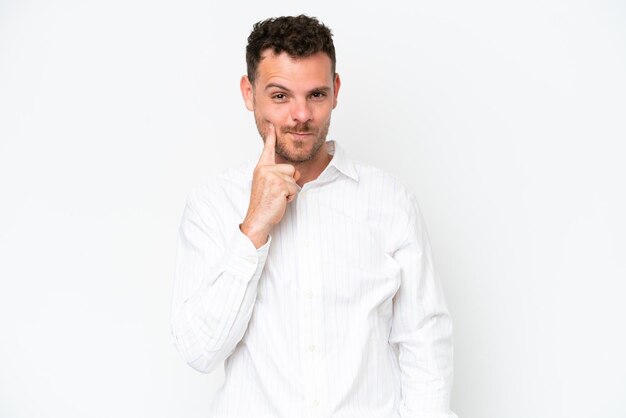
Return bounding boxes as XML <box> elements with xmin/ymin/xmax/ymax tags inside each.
<box><xmin>288</xmin><ymin>131</ymin><xmax>313</xmax><ymax>139</ymax></box>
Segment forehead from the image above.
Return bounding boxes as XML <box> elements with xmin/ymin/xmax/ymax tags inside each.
<box><xmin>255</xmin><ymin>50</ymin><xmax>334</xmax><ymax>90</ymax></box>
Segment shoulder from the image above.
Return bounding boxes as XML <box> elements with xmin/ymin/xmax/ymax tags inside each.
<box><xmin>351</xmin><ymin>159</ymin><xmax>419</xmax><ymax>213</ymax></box>
<box><xmin>186</xmin><ymin>159</ymin><xmax>255</xmax><ymax>211</ymax></box>
<box><xmin>340</xmin><ymin>155</ymin><xmax>423</xmax><ymax>249</ymax></box>
<box><xmin>349</xmin><ymin>155</ymin><xmax>429</xmax><ymax>243</ymax></box>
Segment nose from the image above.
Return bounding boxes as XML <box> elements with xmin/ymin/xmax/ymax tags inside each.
<box><xmin>290</xmin><ymin>98</ymin><xmax>313</xmax><ymax>123</ymax></box>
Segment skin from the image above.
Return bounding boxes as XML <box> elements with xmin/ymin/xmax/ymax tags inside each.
<box><xmin>239</xmin><ymin>50</ymin><xmax>341</xmax><ymax>248</ymax></box>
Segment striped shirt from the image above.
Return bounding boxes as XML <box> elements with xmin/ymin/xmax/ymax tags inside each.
<box><xmin>170</xmin><ymin>140</ymin><xmax>457</xmax><ymax>417</ymax></box>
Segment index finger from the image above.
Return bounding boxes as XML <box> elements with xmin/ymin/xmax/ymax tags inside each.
<box><xmin>259</xmin><ymin>122</ymin><xmax>276</xmax><ymax>165</ymax></box>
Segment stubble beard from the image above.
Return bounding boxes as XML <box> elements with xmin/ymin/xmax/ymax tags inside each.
<box><xmin>255</xmin><ymin>114</ymin><xmax>331</xmax><ymax>164</ymax></box>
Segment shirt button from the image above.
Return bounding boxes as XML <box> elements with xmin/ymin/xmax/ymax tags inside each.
<box><xmin>305</xmin><ymin>290</ymin><xmax>314</xmax><ymax>299</ymax></box>
<box><xmin>312</xmin><ymin>399</ymin><xmax>320</xmax><ymax>407</ymax></box>
<box><xmin>308</xmin><ymin>344</ymin><xmax>316</xmax><ymax>352</ymax></box>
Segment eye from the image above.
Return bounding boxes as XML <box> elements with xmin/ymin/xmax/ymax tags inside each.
<box><xmin>310</xmin><ymin>91</ymin><xmax>327</xmax><ymax>100</ymax></box>
<box><xmin>272</xmin><ymin>93</ymin><xmax>287</xmax><ymax>101</ymax></box>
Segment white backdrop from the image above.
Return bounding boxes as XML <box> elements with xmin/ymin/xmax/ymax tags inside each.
<box><xmin>1</xmin><ymin>1</ymin><xmax>625</xmax><ymax>417</ymax></box>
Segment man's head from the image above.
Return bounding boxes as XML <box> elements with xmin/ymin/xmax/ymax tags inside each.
<box><xmin>245</xmin><ymin>15</ymin><xmax>336</xmax><ymax>85</ymax></box>
<box><xmin>240</xmin><ymin>15</ymin><xmax>340</xmax><ymax>164</ymax></box>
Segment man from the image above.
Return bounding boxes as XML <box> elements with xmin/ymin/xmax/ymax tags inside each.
<box><xmin>170</xmin><ymin>15</ymin><xmax>457</xmax><ymax>418</ymax></box>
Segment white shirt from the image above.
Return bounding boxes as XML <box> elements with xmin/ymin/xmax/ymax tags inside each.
<box><xmin>170</xmin><ymin>141</ymin><xmax>457</xmax><ymax>418</ymax></box>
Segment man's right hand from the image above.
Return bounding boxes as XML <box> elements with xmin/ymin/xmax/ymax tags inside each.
<box><xmin>240</xmin><ymin>123</ymin><xmax>300</xmax><ymax>248</ymax></box>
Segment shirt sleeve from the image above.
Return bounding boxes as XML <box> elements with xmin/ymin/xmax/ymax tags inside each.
<box><xmin>169</xmin><ymin>188</ymin><xmax>270</xmax><ymax>374</ymax></box>
<box><xmin>389</xmin><ymin>193</ymin><xmax>458</xmax><ymax>418</ymax></box>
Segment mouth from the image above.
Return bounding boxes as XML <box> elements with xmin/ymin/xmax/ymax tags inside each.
<box><xmin>288</xmin><ymin>131</ymin><xmax>313</xmax><ymax>139</ymax></box>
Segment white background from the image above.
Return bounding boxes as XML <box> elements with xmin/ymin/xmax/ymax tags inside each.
<box><xmin>1</xmin><ymin>0</ymin><xmax>625</xmax><ymax>417</ymax></box>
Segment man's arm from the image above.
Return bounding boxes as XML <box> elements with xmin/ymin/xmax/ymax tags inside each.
<box><xmin>169</xmin><ymin>191</ymin><xmax>270</xmax><ymax>374</ymax></box>
<box><xmin>389</xmin><ymin>194</ymin><xmax>458</xmax><ymax>418</ymax></box>
<box><xmin>170</xmin><ymin>124</ymin><xmax>300</xmax><ymax>373</ymax></box>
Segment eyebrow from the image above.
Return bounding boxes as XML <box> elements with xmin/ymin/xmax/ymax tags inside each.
<box><xmin>265</xmin><ymin>83</ymin><xmax>332</xmax><ymax>95</ymax></box>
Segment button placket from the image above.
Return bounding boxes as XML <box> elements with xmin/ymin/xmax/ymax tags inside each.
<box><xmin>297</xmin><ymin>187</ymin><xmax>328</xmax><ymax>414</ymax></box>
<box><xmin>296</xmin><ymin>190</ymin><xmax>317</xmax><ymax>411</ymax></box>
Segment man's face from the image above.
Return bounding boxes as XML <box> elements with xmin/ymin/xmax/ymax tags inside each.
<box><xmin>241</xmin><ymin>50</ymin><xmax>340</xmax><ymax>164</ymax></box>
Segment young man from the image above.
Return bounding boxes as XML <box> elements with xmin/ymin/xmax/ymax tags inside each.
<box><xmin>171</xmin><ymin>15</ymin><xmax>457</xmax><ymax>418</ymax></box>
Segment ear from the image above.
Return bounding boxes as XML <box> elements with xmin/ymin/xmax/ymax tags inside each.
<box><xmin>332</xmin><ymin>73</ymin><xmax>341</xmax><ymax>109</ymax></box>
<box><xmin>240</xmin><ymin>75</ymin><xmax>255</xmax><ymax>111</ymax></box>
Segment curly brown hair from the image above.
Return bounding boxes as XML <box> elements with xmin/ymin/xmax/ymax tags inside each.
<box><xmin>245</xmin><ymin>15</ymin><xmax>336</xmax><ymax>84</ymax></box>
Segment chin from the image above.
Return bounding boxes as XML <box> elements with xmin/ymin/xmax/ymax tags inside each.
<box><xmin>279</xmin><ymin>150</ymin><xmax>313</xmax><ymax>164</ymax></box>
<box><xmin>286</xmin><ymin>135</ymin><xmax>324</xmax><ymax>157</ymax></box>
<box><xmin>278</xmin><ymin>145</ymin><xmax>313</xmax><ymax>163</ymax></box>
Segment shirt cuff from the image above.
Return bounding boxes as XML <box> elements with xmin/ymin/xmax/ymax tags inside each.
<box><xmin>221</xmin><ymin>225</ymin><xmax>272</xmax><ymax>284</ymax></box>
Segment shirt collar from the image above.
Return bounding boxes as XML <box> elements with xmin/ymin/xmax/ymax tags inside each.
<box><xmin>325</xmin><ymin>140</ymin><xmax>359</xmax><ymax>182</ymax></box>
